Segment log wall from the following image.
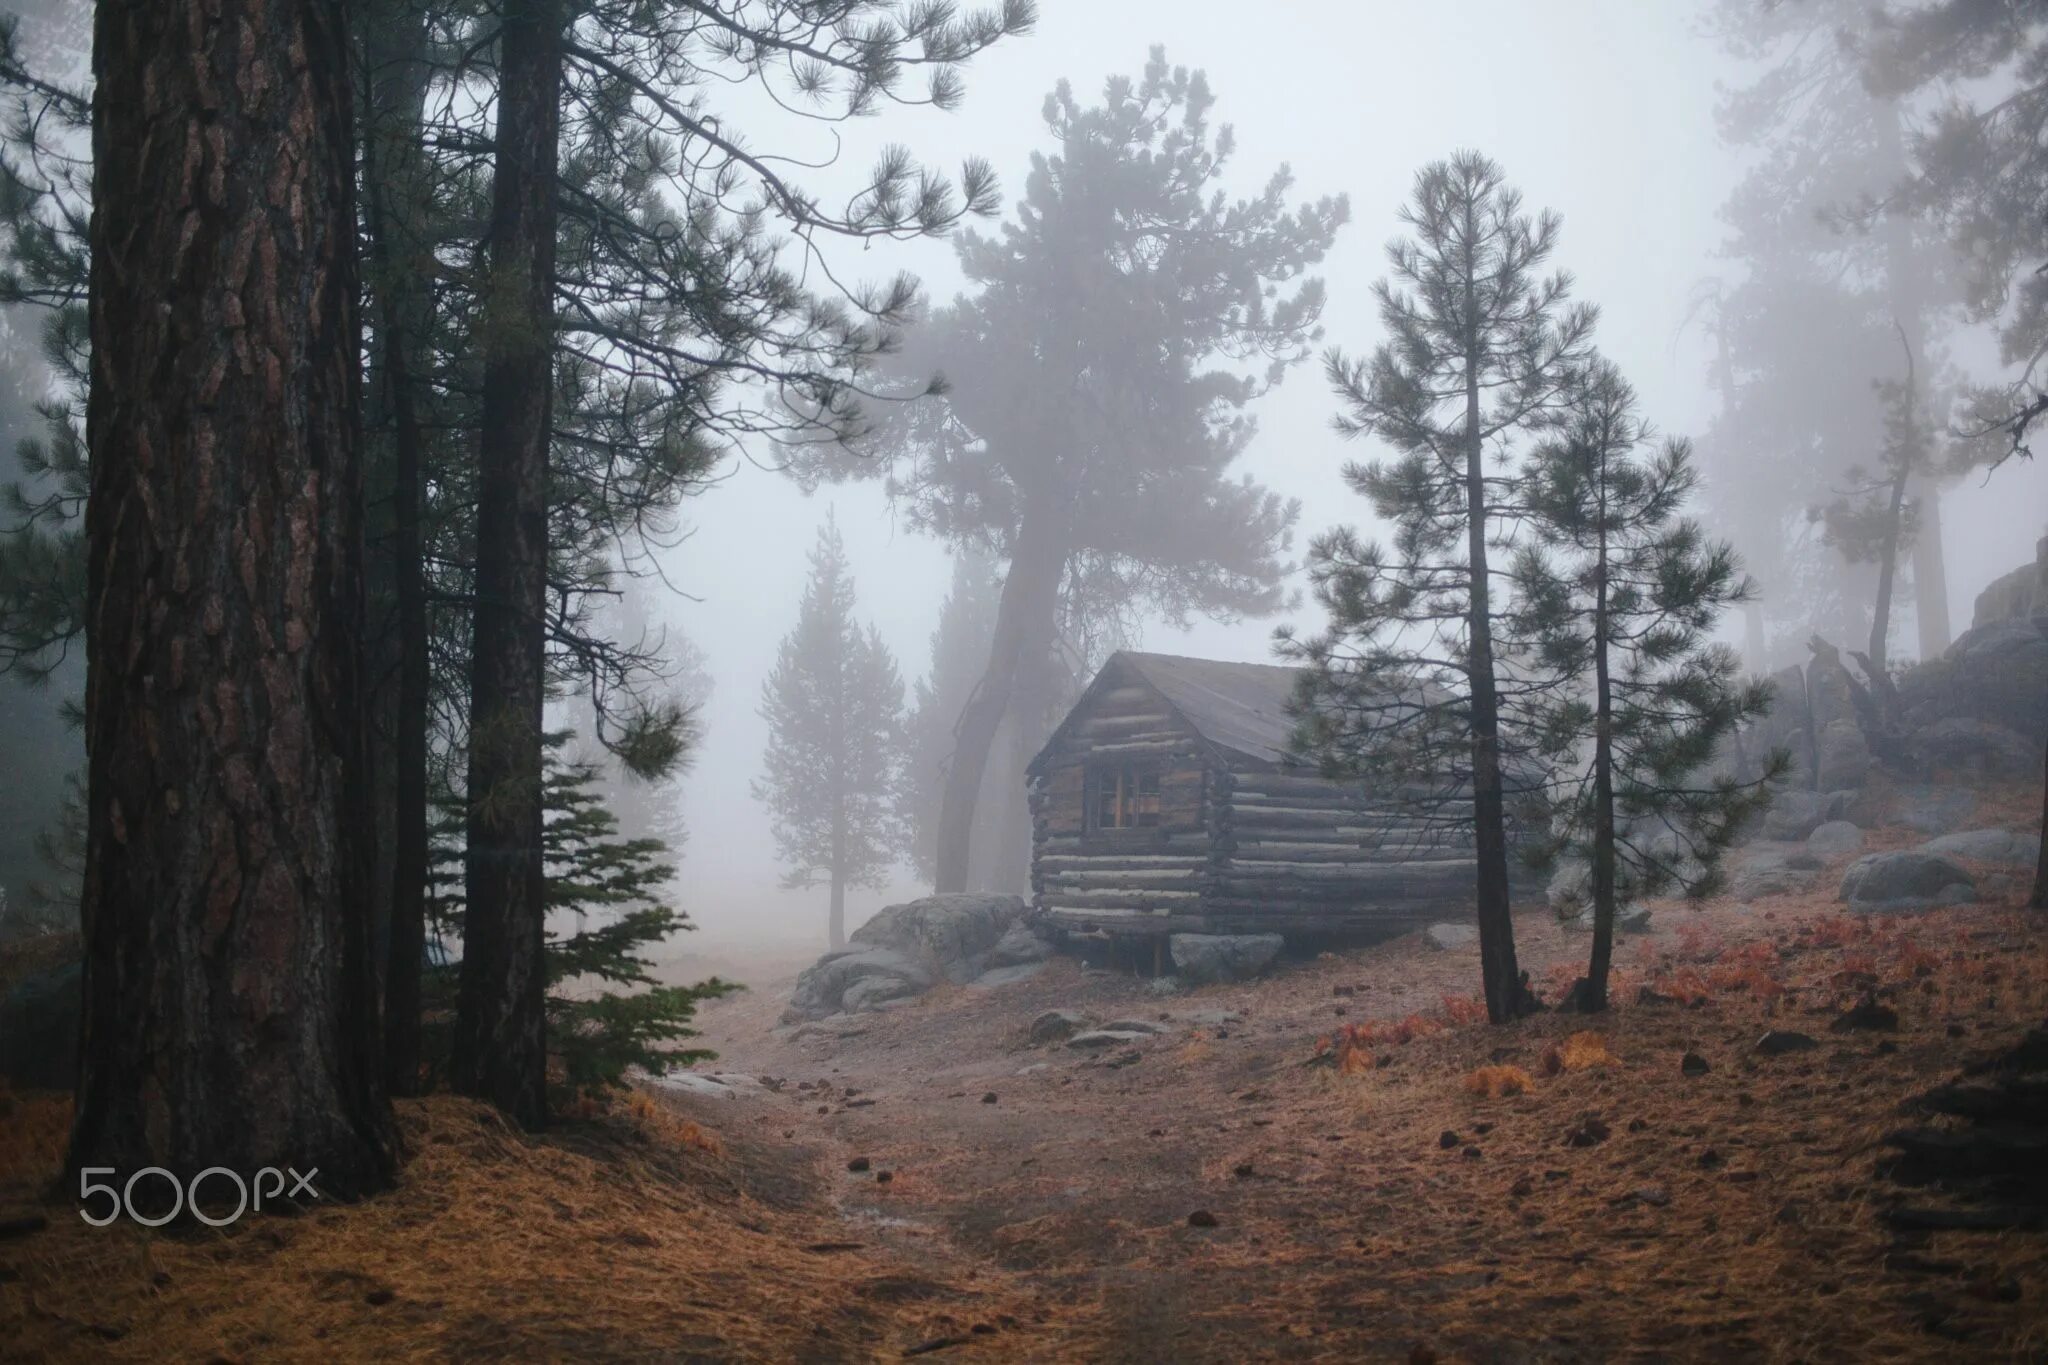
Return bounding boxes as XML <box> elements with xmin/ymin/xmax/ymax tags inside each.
<box><xmin>1028</xmin><ymin>677</ymin><xmax>1486</xmax><ymax>939</ymax></box>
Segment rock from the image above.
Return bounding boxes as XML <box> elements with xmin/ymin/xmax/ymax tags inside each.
<box><xmin>1066</xmin><ymin>1029</ymin><xmax>1153</xmax><ymax>1050</ymax></box>
<box><xmin>982</xmin><ymin>921</ymin><xmax>1055</xmax><ymax>969</ymax></box>
<box><xmin>1168</xmin><ymin>932</ymin><xmax>1284</xmax><ymax>985</ymax></box>
<box><xmin>1564</xmin><ymin>1116</ymin><xmax>1611</xmax><ymax>1148</ymax></box>
<box><xmin>1028</xmin><ymin>1009</ymin><xmax>1090</xmax><ymax>1045</ymax></box>
<box><xmin>1761</xmin><ymin>789</ymin><xmax>1835</xmax><ymax>842</ymax></box>
<box><xmin>1840</xmin><ymin>850</ymin><xmax>1977</xmax><ymax>913</ymax></box>
<box><xmin>783</xmin><ymin>893</ymin><xmax>1028</xmax><ymax>1021</ymax></box>
<box><xmin>1547</xmin><ymin>858</ymin><xmax>1590</xmax><ymax>917</ymax></box>
<box><xmin>1908</xmin><ymin>717</ymin><xmax>2043</xmax><ymax>781</ymax></box>
<box><xmin>1815</xmin><ymin>718</ymin><xmax>1872</xmax><ymax>791</ymax></box>
<box><xmin>1180</xmin><ymin>1008</ymin><xmax>1243</xmax><ymax>1029</ymax></box>
<box><xmin>847</xmin><ymin>1156</ymin><xmax>871</xmax><ymax>1173</ymax></box>
<box><xmin>1439</xmin><ymin>1130</ymin><xmax>1460</xmax><ymax>1150</ymax></box>
<box><xmin>1617</xmin><ymin>905</ymin><xmax>1654</xmax><ymax>935</ymax></box>
<box><xmin>1942</xmin><ymin>618</ymin><xmax>2048</xmax><ymax>742</ymax></box>
<box><xmin>1143</xmin><ymin>976</ymin><xmax>1183</xmax><ymax>997</ymax></box>
<box><xmin>1187</xmin><ymin>1209</ymin><xmax>1219</xmax><ymax>1229</ymax></box>
<box><xmin>0</xmin><ymin>960</ymin><xmax>78</xmax><ymax>1091</ymax></box>
<box><xmin>1754</xmin><ymin>1030</ymin><xmax>1819</xmax><ymax>1056</ymax></box>
<box><xmin>1633</xmin><ymin>1185</ymin><xmax>1671</xmax><ymax>1208</ymax></box>
<box><xmin>1424</xmin><ymin>922</ymin><xmax>1479</xmax><ymax>951</ymax></box>
<box><xmin>1681</xmin><ymin>1051</ymin><xmax>1710</xmax><ymax>1077</ymax></box>
<box><xmin>1099</xmin><ymin>1018</ymin><xmax>1170</xmax><ymax>1035</ymax></box>
<box><xmin>968</xmin><ymin>963</ymin><xmax>1047</xmax><ymax>990</ymax></box>
<box><xmin>1895</xmin><ymin>785</ymin><xmax>1980</xmax><ymax>837</ymax></box>
<box><xmin>1919</xmin><ymin>829</ymin><xmax>2037</xmax><ymax>867</ymax></box>
<box><xmin>1970</xmin><ymin>535</ymin><xmax>2047</xmax><ymax>629</ymax></box>
<box><xmin>648</xmin><ymin>1072</ymin><xmax>765</xmax><ymax>1101</ymax></box>
<box><xmin>1831</xmin><ymin>996</ymin><xmax>1900</xmax><ymax>1032</ymax></box>
<box><xmin>1729</xmin><ymin>843</ymin><xmax>1823</xmax><ymax>900</ymax></box>
<box><xmin>1806</xmin><ymin>820</ymin><xmax>1865</xmax><ymax>861</ymax></box>
<box><xmin>1982</xmin><ymin>873</ymin><xmax>2023</xmax><ymax>901</ymax></box>
<box><xmin>981</xmin><ymin>1092</ymin><xmax>998</xmax><ymax>1104</ymax></box>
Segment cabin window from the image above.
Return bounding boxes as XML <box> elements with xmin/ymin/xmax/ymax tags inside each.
<box><xmin>1090</xmin><ymin>765</ymin><xmax>1161</xmax><ymax>830</ymax></box>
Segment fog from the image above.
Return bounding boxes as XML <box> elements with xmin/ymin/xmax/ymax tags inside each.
<box><xmin>645</xmin><ymin>1</ymin><xmax>2046</xmax><ymax>954</ymax></box>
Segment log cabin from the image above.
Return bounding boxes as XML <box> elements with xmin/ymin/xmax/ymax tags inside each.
<box><xmin>1026</xmin><ymin>650</ymin><xmax>1489</xmax><ymax>941</ymax></box>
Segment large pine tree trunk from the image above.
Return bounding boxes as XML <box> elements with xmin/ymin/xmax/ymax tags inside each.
<box><xmin>1462</xmin><ymin>340</ymin><xmax>1523</xmax><ymax>1025</ymax></box>
<box><xmin>1583</xmin><ymin>513</ymin><xmax>1617</xmax><ymax>1013</ymax></box>
<box><xmin>934</xmin><ymin>504</ymin><xmax>1063</xmax><ymax>894</ymax></box>
<box><xmin>1869</xmin><ymin>468</ymin><xmax>1910</xmax><ymax>677</ymax></box>
<box><xmin>1912</xmin><ymin>489</ymin><xmax>1951</xmax><ymax>659</ymax></box>
<box><xmin>71</xmin><ymin>0</ymin><xmax>397</xmax><ymax>1195</ymax></box>
<box><xmin>363</xmin><ymin>0</ymin><xmax>437</xmax><ymax>1098</ymax></box>
<box><xmin>454</xmin><ymin>0</ymin><xmax>561</xmax><ymax>1130</ymax></box>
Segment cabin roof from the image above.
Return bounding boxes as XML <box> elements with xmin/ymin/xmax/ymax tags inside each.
<box><xmin>1025</xmin><ymin>650</ymin><xmax>1307</xmax><ymax>774</ymax></box>
<box><xmin>1115</xmin><ymin>651</ymin><xmax>1305</xmax><ymax>767</ymax></box>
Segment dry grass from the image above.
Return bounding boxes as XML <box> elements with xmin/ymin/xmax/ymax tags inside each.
<box><xmin>0</xmin><ymin>1090</ymin><xmax>1076</xmax><ymax>1362</ymax></box>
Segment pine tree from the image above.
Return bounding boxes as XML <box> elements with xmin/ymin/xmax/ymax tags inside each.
<box><xmin>903</xmin><ymin>549</ymin><xmax>1011</xmax><ymax>888</ymax></box>
<box><xmin>1701</xmin><ymin>0</ymin><xmax>1969</xmax><ymax>664</ymax></box>
<box><xmin>756</xmin><ymin>517</ymin><xmax>909</xmax><ymax>949</ymax></box>
<box><xmin>69</xmin><ymin>0</ymin><xmax>396</xmax><ymax>1194</ymax></box>
<box><xmin>793</xmin><ymin>49</ymin><xmax>1345</xmax><ymax>892</ymax></box>
<box><xmin>427</xmin><ymin>732</ymin><xmax>731</xmax><ymax>1102</ymax></box>
<box><xmin>1284</xmin><ymin>152</ymin><xmax>1596</xmax><ymax>1025</ymax></box>
<box><xmin>1513</xmin><ymin>361</ymin><xmax>1787</xmax><ymax>1013</ymax></box>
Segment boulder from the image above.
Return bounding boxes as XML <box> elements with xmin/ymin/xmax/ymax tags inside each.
<box><xmin>1908</xmin><ymin>717</ymin><xmax>2043</xmax><ymax>781</ymax></box>
<box><xmin>1618</xmin><ymin>905</ymin><xmax>1654</xmax><ymax>935</ymax></box>
<box><xmin>1729</xmin><ymin>843</ymin><xmax>1823</xmax><ymax>900</ymax></box>
<box><xmin>1029</xmin><ymin>1009</ymin><xmax>1090</xmax><ymax>1044</ymax></box>
<box><xmin>1067</xmin><ymin>1029</ymin><xmax>1154</xmax><ymax>1050</ymax></box>
<box><xmin>1169</xmin><ymin>932</ymin><xmax>1284</xmax><ymax>985</ymax></box>
<box><xmin>982</xmin><ymin>921</ymin><xmax>1055</xmax><ymax>969</ymax></box>
<box><xmin>1761</xmin><ymin>789</ymin><xmax>1835</xmax><ymax>842</ymax></box>
<box><xmin>1806</xmin><ymin>820</ymin><xmax>1865</xmax><ymax>861</ymax></box>
<box><xmin>1942</xmin><ymin>618</ymin><xmax>2048</xmax><ymax>742</ymax></box>
<box><xmin>0</xmin><ymin>960</ymin><xmax>79</xmax><ymax>1091</ymax></box>
<box><xmin>1748</xmin><ymin>665</ymin><xmax>1812</xmax><ymax>782</ymax></box>
<box><xmin>1919</xmin><ymin>829</ymin><xmax>2038</xmax><ymax>867</ymax></box>
<box><xmin>1424</xmin><ymin>922</ymin><xmax>1478</xmax><ymax>951</ymax></box>
<box><xmin>648</xmin><ymin>1071</ymin><xmax>766</xmax><ymax>1101</ymax></box>
<box><xmin>1546</xmin><ymin>858</ymin><xmax>1590</xmax><ymax>918</ymax></box>
<box><xmin>1814</xmin><ymin>719</ymin><xmax>1872</xmax><ymax>791</ymax></box>
<box><xmin>1839</xmin><ymin>851</ymin><xmax>1977</xmax><ymax>913</ymax></box>
<box><xmin>1895</xmin><ymin>785</ymin><xmax>1979</xmax><ymax>837</ymax></box>
<box><xmin>969</xmin><ymin>963</ymin><xmax>1047</xmax><ymax>990</ymax></box>
<box><xmin>783</xmin><ymin>892</ymin><xmax>1029</xmax><ymax>1021</ymax></box>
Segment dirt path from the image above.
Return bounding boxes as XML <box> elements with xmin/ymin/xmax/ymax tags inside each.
<box><xmin>679</xmin><ymin>890</ymin><xmax>2048</xmax><ymax>1361</ymax></box>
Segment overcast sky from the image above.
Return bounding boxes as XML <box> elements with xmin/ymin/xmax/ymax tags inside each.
<box><xmin>648</xmin><ymin>1</ymin><xmax>2048</xmax><ymax>954</ymax></box>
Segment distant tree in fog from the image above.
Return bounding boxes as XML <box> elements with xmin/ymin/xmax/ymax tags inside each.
<box><xmin>1847</xmin><ymin>0</ymin><xmax>2048</xmax><ymax>909</ymax></box>
<box><xmin>1283</xmin><ymin>152</ymin><xmax>1596</xmax><ymax>1026</ymax></box>
<box><xmin>791</xmin><ymin>48</ymin><xmax>1347</xmax><ymax>894</ymax></box>
<box><xmin>1513</xmin><ymin>361</ymin><xmax>1785</xmax><ymax>1013</ymax></box>
<box><xmin>756</xmin><ymin>517</ymin><xmax>910</xmax><ymax>949</ymax></box>
<box><xmin>1852</xmin><ymin>1</ymin><xmax>2048</xmax><ymax>471</ymax></box>
<box><xmin>904</xmin><ymin>549</ymin><xmax>1007</xmax><ymax>888</ymax></box>
<box><xmin>1699</xmin><ymin>0</ymin><xmax>1967</xmax><ymax>666</ymax></box>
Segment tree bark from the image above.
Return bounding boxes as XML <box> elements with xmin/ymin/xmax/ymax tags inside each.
<box><xmin>1868</xmin><ymin>466</ymin><xmax>1910</xmax><ymax>678</ymax></box>
<box><xmin>2034</xmin><ymin>616</ymin><xmax>2048</xmax><ymax>912</ymax></box>
<box><xmin>362</xmin><ymin>0</ymin><xmax>437</xmax><ymax>1098</ymax></box>
<box><xmin>453</xmin><ymin>0</ymin><xmax>562</xmax><ymax>1130</ymax></box>
<box><xmin>1461</xmin><ymin>239</ymin><xmax>1523</xmax><ymax>1025</ymax></box>
<box><xmin>934</xmin><ymin>501</ymin><xmax>1063</xmax><ymax>894</ymax></box>
<box><xmin>1583</xmin><ymin>470</ymin><xmax>1616</xmax><ymax>1014</ymax></box>
<box><xmin>1911</xmin><ymin>488</ymin><xmax>1951</xmax><ymax>659</ymax></box>
<box><xmin>71</xmin><ymin>0</ymin><xmax>397</xmax><ymax>1195</ymax></box>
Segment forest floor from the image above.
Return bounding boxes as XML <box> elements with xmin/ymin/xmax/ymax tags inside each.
<box><xmin>3</xmin><ymin>787</ymin><xmax>2047</xmax><ymax>1361</ymax></box>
